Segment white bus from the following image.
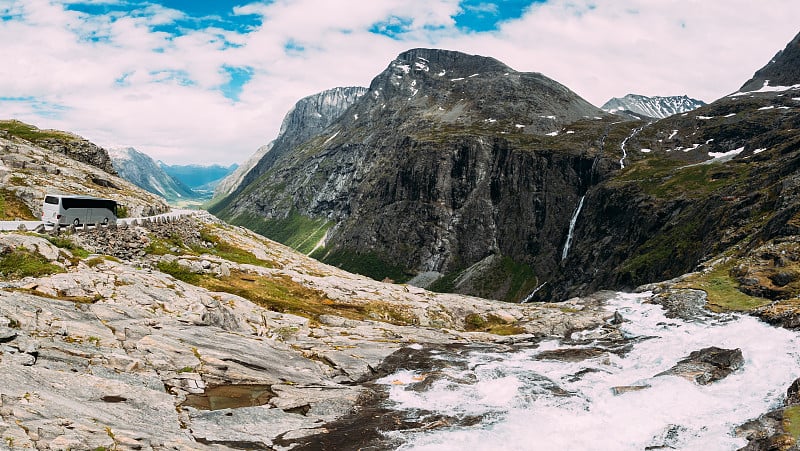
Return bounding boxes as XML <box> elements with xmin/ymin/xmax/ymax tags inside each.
<box><xmin>42</xmin><ymin>194</ymin><xmax>117</xmax><ymax>227</ymax></box>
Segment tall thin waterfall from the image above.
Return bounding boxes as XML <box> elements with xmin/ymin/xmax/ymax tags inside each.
<box><xmin>561</xmin><ymin>195</ymin><xmax>585</xmax><ymax>261</ymax></box>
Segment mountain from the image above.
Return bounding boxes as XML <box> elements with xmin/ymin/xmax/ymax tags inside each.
<box><xmin>158</xmin><ymin>162</ymin><xmax>237</xmax><ymax>192</ymax></box>
<box><xmin>740</xmin><ymin>30</ymin><xmax>800</xmax><ymax>92</ymax></box>
<box><xmin>559</xmin><ymin>31</ymin><xmax>800</xmax><ymax>301</ymax></box>
<box><xmin>4</xmin><ymin>38</ymin><xmax>800</xmax><ymax>450</ymax></box>
<box><xmin>213</xmin><ymin>86</ymin><xmax>368</xmax><ymax>199</ymax></box>
<box><xmin>211</xmin><ymin>48</ymin><xmax>611</xmax><ymax>302</ymax></box>
<box><xmin>602</xmin><ymin>94</ymin><xmax>706</xmax><ymax>119</ymax></box>
<box><xmin>109</xmin><ymin>147</ymin><xmax>196</xmax><ymax>201</ymax></box>
<box><xmin>214</xmin><ymin>143</ymin><xmax>271</xmax><ymax>198</ymax></box>
<box><xmin>0</xmin><ymin>120</ymin><xmax>168</xmax><ymax>218</ymax></box>
<box><xmin>210</xmin><ymin>35</ymin><xmax>800</xmax><ymax>306</ymax></box>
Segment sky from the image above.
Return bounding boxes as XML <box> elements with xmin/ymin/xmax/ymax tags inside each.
<box><xmin>1</xmin><ymin>1</ymin><xmax>799</xmax><ymax>165</ymax></box>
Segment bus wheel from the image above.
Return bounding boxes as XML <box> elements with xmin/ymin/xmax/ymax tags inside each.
<box><xmin>73</xmin><ymin>218</ymin><xmax>80</xmax><ymax>227</ymax></box>
<box><xmin>102</xmin><ymin>218</ymin><xmax>109</xmax><ymax>225</ymax></box>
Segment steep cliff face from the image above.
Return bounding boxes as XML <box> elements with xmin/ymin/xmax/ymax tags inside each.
<box><xmin>740</xmin><ymin>30</ymin><xmax>800</xmax><ymax>92</ymax></box>
<box><xmin>215</xmin><ymin>36</ymin><xmax>800</xmax><ymax>303</ymax></box>
<box><xmin>554</xmin><ymin>77</ymin><xmax>800</xmax><ymax>300</ymax></box>
<box><xmin>213</xmin><ymin>48</ymin><xmax>613</xmax><ymax>301</ymax></box>
<box><xmin>214</xmin><ymin>86</ymin><xmax>368</xmax><ymax>198</ymax></box>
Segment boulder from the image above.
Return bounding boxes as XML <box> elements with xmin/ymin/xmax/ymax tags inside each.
<box><xmin>656</xmin><ymin>346</ymin><xmax>744</xmax><ymax>385</ymax></box>
<box><xmin>787</xmin><ymin>378</ymin><xmax>800</xmax><ymax>406</ymax></box>
<box><xmin>649</xmin><ymin>289</ymin><xmax>712</xmax><ymax>322</ymax></box>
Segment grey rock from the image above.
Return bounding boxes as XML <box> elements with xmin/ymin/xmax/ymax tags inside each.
<box><xmin>0</xmin><ymin>326</ymin><xmax>17</xmax><ymax>343</ymax></box>
<box><xmin>787</xmin><ymin>377</ymin><xmax>800</xmax><ymax>406</ymax></box>
<box><xmin>649</xmin><ymin>289</ymin><xmax>713</xmax><ymax>322</ymax></box>
<box><xmin>215</xmin><ymin>86</ymin><xmax>369</xmax><ymax>198</ymax></box>
<box><xmin>656</xmin><ymin>346</ymin><xmax>744</xmax><ymax>385</ymax></box>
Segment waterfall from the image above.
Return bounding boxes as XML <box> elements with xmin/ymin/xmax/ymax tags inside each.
<box><xmin>619</xmin><ymin>126</ymin><xmax>644</xmax><ymax>169</ymax></box>
<box><xmin>561</xmin><ymin>195</ymin><xmax>585</xmax><ymax>261</ymax></box>
<box><xmin>519</xmin><ymin>282</ymin><xmax>547</xmax><ymax>304</ymax></box>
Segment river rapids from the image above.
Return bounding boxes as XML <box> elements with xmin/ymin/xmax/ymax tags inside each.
<box><xmin>375</xmin><ymin>292</ymin><xmax>800</xmax><ymax>450</ymax></box>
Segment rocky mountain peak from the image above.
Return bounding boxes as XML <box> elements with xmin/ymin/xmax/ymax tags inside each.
<box><xmin>394</xmin><ymin>48</ymin><xmax>514</xmax><ymax>77</ymax></box>
<box><xmin>358</xmin><ymin>48</ymin><xmax>604</xmax><ymax>135</ymax></box>
<box><xmin>740</xmin><ymin>30</ymin><xmax>800</xmax><ymax>92</ymax></box>
<box><xmin>214</xmin><ymin>86</ymin><xmax>367</xmax><ymax>198</ymax></box>
<box><xmin>276</xmin><ymin>86</ymin><xmax>368</xmax><ymax>142</ymax></box>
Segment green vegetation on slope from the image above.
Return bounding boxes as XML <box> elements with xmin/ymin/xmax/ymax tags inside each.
<box><xmin>228</xmin><ymin>211</ymin><xmax>332</xmax><ymax>255</ymax></box>
<box><xmin>429</xmin><ymin>255</ymin><xmax>537</xmax><ymax>303</ymax></box>
<box><xmin>0</xmin><ymin>189</ymin><xmax>36</xmax><ymax>220</ymax></box>
<box><xmin>784</xmin><ymin>405</ymin><xmax>800</xmax><ymax>442</ymax></box>
<box><xmin>0</xmin><ymin>120</ymin><xmax>78</xmax><ymax>144</ymax></box>
<box><xmin>613</xmin><ymin>156</ymin><xmax>750</xmax><ymax>199</ymax></box>
<box><xmin>45</xmin><ymin>235</ymin><xmax>90</xmax><ymax>258</ymax></box>
<box><xmin>0</xmin><ymin>247</ymin><xmax>64</xmax><ymax>279</ymax></box>
<box><xmin>146</xmin><ymin>226</ymin><xmax>274</xmax><ymax>268</ymax></box>
<box><xmin>311</xmin><ymin>247</ymin><xmax>412</xmax><ymax>283</ymax></box>
<box><xmin>677</xmin><ymin>261</ymin><xmax>771</xmax><ymax>312</ymax></box>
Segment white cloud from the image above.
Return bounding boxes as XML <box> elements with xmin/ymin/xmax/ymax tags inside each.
<box><xmin>0</xmin><ymin>0</ymin><xmax>798</xmax><ymax>165</ymax></box>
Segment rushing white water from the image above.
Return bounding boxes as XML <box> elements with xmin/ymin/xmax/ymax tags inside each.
<box><xmin>561</xmin><ymin>195</ymin><xmax>585</xmax><ymax>260</ymax></box>
<box><xmin>377</xmin><ymin>292</ymin><xmax>800</xmax><ymax>450</ymax></box>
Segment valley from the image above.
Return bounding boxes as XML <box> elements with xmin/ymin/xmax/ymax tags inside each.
<box><xmin>0</xmin><ymin>26</ymin><xmax>799</xmax><ymax>451</ymax></box>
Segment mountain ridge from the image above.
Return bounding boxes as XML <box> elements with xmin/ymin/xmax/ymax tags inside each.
<box><xmin>740</xmin><ymin>30</ymin><xmax>800</xmax><ymax>92</ymax></box>
<box><xmin>109</xmin><ymin>146</ymin><xmax>197</xmax><ymax>202</ymax></box>
<box><xmin>602</xmin><ymin>94</ymin><xmax>706</xmax><ymax>119</ymax></box>
<box><xmin>213</xmin><ymin>86</ymin><xmax>368</xmax><ymax>199</ymax></box>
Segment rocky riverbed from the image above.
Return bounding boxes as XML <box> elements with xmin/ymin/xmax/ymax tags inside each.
<box><xmin>0</xmin><ymin>214</ymin><xmax>616</xmax><ymax>450</ymax></box>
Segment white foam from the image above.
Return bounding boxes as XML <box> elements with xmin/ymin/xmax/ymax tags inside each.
<box><xmin>385</xmin><ymin>292</ymin><xmax>800</xmax><ymax>451</ymax></box>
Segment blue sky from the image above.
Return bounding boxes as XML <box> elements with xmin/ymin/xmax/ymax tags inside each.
<box><xmin>0</xmin><ymin>0</ymin><xmax>799</xmax><ymax>165</ymax></box>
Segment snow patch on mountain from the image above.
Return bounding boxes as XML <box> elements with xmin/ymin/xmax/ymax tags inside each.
<box><xmin>602</xmin><ymin>94</ymin><xmax>706</xmax><ymax>119</ymax></box>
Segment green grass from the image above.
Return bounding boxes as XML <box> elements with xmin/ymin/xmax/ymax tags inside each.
<box><xmin>156</xmin><ymin>260</ymin><xmax>201</xmax><ymax>284</ymax></box>
<box><xmin>311</xmin><ymin>247</ymin><xmax>411</xmax><ymax>283</ymax></box>
<box><xmin>0</xmin><ymin>247</ymin><xmax>64</xmax><ymax>279</ymax></box>
<box><xmin>0</xmin><ymin>119</ymin><xmax>78</xmax><ymax>143</ymax></box>
<box><xmin>678</xmin><ymin>261</ymin><xmax>771</xmax><ymax>312</ymax></box>
<box><xmin>197</xmin><ymin>269</ymin><xmax>414</xmax><ymax>324</ymax></box>
<box><xmin>229</xmin><ymin>211</ymin><xmax>332</xmax><ymax>255</ymax></box>
<box><xmin>192</xmin><ymin>228</ymin><xmax>273</xmax><ymax>267</ymax></box>
<box><xmin>429</xmin><ymin>256</ymin><xmax>537</xmax><ymax>303</ymax></box>
<box><xmin>784</xmin><ymin>405</ymin><xmax>800</xmax><ymax>441</ymax></box>
<box><xmin>620</xmin><ymin>214</ymin><xmax>704</xmax><ymax>284</ymax></box>
<box><xmin>45</xmin><ymin>235</ymin><xmax>90</xmax><ymax>258</ymax></box>
<box><xmin>614</xmin><ymin>156</ymin><xmax>749</xmax><ymax>199</ymax></box>
<box><xmin>428</xmin><ymin>270</ymin><xmax>462</xmax><ymax>293</ymax></box>
<box><xmin>145</xmin><ymin>234</ymin><xmax>188</xmax><ymax>256</ymax></box>
<box><xmin>463</xmin><ymin>312</ymin><xmax>525</xmax><ymax>335</ymax></box>
<box><xmin>0</xmin><ymin>189</ymin><xmax>36</xmax><ymax>220</ymax></box>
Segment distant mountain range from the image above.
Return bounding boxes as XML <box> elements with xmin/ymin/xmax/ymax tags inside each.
<box><xmin>601</xmin><ymin>94</ymin><xmax>706</xmax><ymax>119</ymax></box>
<box><xmin>159</xmin><ymin>162</ymin><xmax>237</xmax><ymax>193</ymax></box>
<box><xmin>109</xmin><ymin>147</ymin><xmax>236</xmax><ymax>203</ymax></box>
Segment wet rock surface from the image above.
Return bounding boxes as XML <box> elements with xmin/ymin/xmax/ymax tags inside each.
<box><xmin>648</xmin><ymin>288</ymin><xmax>714</xmax><ymax>322</ymax></box>
<box><xmin>656</xmin><ymin>346</ymin><xmax>744</xmax><ymax>385</ymax></box>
